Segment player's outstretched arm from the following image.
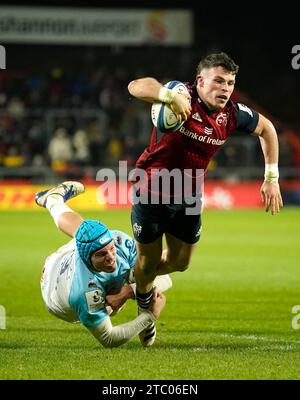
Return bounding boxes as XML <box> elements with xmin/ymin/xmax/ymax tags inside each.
<box><xmin>128</xmin><ymin>77</ymin><xmax>191</xmax><ymax>121</ymax></box>
<box><xmin>88</xmin><ymin>288</ymin><xmax>166</xmax><ymax>348</ymax></box>
<box><xmin>253</xmin><ymin>113</ymin><xmax>283</xmax><ymax>215</ymax></box>
<box><xmin>128</xmin><ymin>77</ymin><xmax>163</xmax><ymax>103</ymax></box>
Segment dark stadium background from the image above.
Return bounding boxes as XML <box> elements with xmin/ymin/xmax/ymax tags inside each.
<box><xmin>4</xmin><ymin>0</ymin><xmax>299</xmax><ymax>124</ymax></box>
<box><xmin>0</xmin><ymin>1</ymin><xmax>300</xmax><ymax>183</ymax></box>
<box><xmin>1</xmin><ymin>1</ymin><xmax>299</xmax><ymax>205</ymax></box>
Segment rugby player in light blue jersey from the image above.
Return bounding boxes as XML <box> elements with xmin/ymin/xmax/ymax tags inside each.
<box><xmin>35</xmin><ymin>181</ymin><xmax>171</xmax><ymax>348</ymax></box>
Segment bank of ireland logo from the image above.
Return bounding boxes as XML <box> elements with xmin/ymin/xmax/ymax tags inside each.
<box><xmin>133</xmin><ymin>223</ymin><xmax>142</xmax><ymax>236</ymax></box>
<box><xmin>0</xmin><ymin>46</ymin><xmax>6</xmax><ymax>70</ymax></box>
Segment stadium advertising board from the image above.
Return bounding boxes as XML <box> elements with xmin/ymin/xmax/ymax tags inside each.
<box><xmin>0</xmin><ymin>181</ymin><xmax>264</xmax><ymax>210</ymax></box>
<box><xmin>0</xmin><ymin>7</ymin><xmax>193</xmax><ymax>45</ymax></box>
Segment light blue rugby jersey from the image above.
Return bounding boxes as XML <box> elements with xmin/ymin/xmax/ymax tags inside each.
<box><xmin>69</xmin><ymin>230</ymin><xmax>137</xmax><ymax>329</ymax></box>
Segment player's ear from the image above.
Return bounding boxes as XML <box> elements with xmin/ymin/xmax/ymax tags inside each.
<box><xmin>196</xmin><ymin>75</ymin><xmax>204</xmax><ymax>87</ymax></box>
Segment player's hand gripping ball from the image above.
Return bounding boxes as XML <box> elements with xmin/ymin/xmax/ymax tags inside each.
<box><xmin>151</xmin><ymin>81</ymin><xmax>190</xmax><ymax>132</ymax></box>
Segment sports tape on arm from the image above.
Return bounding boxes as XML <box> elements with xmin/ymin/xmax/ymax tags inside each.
<box><xmin>264</xmin><ymin>163</ymin><xmax>279</xmax><ymax>183</ymax></box>
<box><xmin>158</xmin><ymin>87</ymin><xmax>174</xmax><ymax>104</ymax></box>
<box><xmin>88</xmin><ymin>311</ymin><xmax>155</xmax><ymax>348</ymax></box>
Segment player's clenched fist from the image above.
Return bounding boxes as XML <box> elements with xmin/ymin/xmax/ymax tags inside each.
<box><xmin>149</xmin><ymin>288</ymin><xmax>166</xmax><ymax>320</ymax></box>
<box><xmin>171</xmin><ymin>92</ymin><xmax>192</xmax><ymax>122</ymax></box>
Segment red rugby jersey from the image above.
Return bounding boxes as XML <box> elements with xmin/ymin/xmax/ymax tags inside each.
<box><xmin>134</xmin><ymin>82</ymin><xmax>259</xmax><ymax>197</ymax></box>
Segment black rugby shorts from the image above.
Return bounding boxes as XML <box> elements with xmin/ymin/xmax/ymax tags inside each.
<box><xmin>131</xmin><ymin>202</ymin><xmax>202</xmax><ymax>244</ymax></box>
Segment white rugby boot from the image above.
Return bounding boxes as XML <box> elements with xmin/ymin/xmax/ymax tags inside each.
<box><xmin>138</xmin><ymin>294</ymin><xmax>156</xmax><ymax>347</ymax></box>
<box><xmin>35</xmin><ymin>181</ymin><xmax>85</xmax><ymax>207</ymax></box>
<box><xmin>139</xmin><ymin>318</ymin><xmax>156</xmax><ymax>347</ymax></box>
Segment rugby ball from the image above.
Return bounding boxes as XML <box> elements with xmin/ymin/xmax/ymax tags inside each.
<box><xmin>151</xmin><ymin>81</ymin><xmax>190</xmax><ymax>132</ymax></box>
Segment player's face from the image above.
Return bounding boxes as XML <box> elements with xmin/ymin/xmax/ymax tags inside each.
<box><xmin>91</xmin><ymin>241</ymin><xmax>117</xmax><ymax>273</ymax></box>
<box><xmin>196</xmin><ymin>66</ymin><xmax>236</xmax><ymax>111</ymax></box>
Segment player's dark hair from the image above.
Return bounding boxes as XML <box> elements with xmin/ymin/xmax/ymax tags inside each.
<box><xmin>196</xmin><ymin>52</ymin><xmax>239</xmax><ymax>75</ymax></box>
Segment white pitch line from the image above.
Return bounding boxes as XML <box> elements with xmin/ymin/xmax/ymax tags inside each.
<box><xmin>190</xmin><ymin>345</ymin><xmax>294</xmax><ymax>351</ymax></box>
<box><xmin>219</xmin><ymin>333</ymin><xmax>300</xmax><ymax>345</ymax></box>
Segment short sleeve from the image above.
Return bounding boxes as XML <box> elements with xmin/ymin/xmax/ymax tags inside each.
<box><xmin>112</xmin><ymin>230</ymin><xmax>137</xmax><ymax>268</ymax></box>
<box><xmin>70</xmin><ymin>289</ymin><xmax>109</xmax><ymax>329</ymax></box>
<box><xmin>234</xmin><ymin>102</ymin><xmax>259</xmax><ymax>133</ymax></box>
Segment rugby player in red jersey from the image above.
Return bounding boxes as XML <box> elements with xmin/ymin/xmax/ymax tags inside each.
<box><xmin>128</xmin><ymin>52</ymin><xmax>283</xmax><ymax>346</ymax></box>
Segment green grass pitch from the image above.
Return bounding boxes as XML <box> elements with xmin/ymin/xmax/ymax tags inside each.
<box><xmin>0</xmin><ymin>208</ymin><xmax>300</xmax><ymax>380</ymax></box>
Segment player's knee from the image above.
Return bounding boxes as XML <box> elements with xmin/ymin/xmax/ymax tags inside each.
<box><xmin>140</xmin><ymin>264</ymin><xmax>155</xmax><ymax>275</ymax></box>
<box><xmin>138</xmin><ymin>259</ymin><xmax>160</xmax><ymax>277</ymax></box>
<box><xmin>176</xmin><ymin>261</ymin><xmax>190</xmax><ymax>272</ymax></box>
<box><xmin>171</xmin><ymin>257</ymin><xmax>190</xmax><ymax>272</ymax></box>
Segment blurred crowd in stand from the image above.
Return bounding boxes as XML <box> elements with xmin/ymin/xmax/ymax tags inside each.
<box><xmin>0</xmin><ymin>65</ymin><xmax>299</xmax><ymax>180</ymax></box>
<box><xmin>0</xmin><ymin>66</ymin><xmax>154</xmax><ymax>177</ymax></box>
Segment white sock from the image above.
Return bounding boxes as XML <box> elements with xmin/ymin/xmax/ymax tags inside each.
<box><xmin>130</xmin><ymin>275</ymin><xmax>172</xmax><ymax>298</ymax></box>
<box><xmin>46</xmin><ymin>195</ymin><xmax>73</xmax><ymax>227</ymax></box>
